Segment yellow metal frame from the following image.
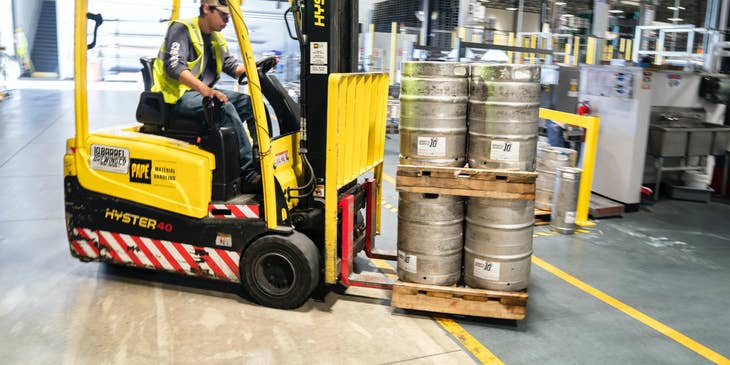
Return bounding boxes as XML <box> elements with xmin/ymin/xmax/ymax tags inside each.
<box><xmin>539</xmin><ymin>108</ymin><xmax>600</xmax><ymax>227</ymax></box>
<box><xmin>227</xmin><ymin>0</ymin><xmax>278</xmax><ymax>229</ymax></box>
<box><xmin>324</xmin><ymin>73</ymin><xmax>388</xmax><ymax>284</ymax></box>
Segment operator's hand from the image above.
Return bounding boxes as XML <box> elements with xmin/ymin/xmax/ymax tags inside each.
<box><xmin>201</xmin><ymin>86</ymin><xmax>228</xmax><ymax>104</ymax></box>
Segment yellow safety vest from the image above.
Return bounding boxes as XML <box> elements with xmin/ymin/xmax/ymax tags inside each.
<box><xmin>152</xmin><ymin>17</ymin><xmax>227</xmax><ymax>104</ymax></box>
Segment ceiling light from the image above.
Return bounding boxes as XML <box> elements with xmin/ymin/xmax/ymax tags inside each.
<box><xmin>620</xmin><ymin>0</ymin><xmax>640</xmax><ymax>6</ymax></box>
<box><xmin>555</xmin><ymin>1</ymin><xmax>566</xmax><ymax>5</ymax></box>
<box><xmin>667</xmin><ymin>17</ymin><xmax>683</xmax><ymax>21</ymax></box>
<box><xmin>506</xmin><ymin>7</ymin><xmax>518</xmax><ymax>11</ymax></box>
<box><xmin>667</xmin><ymin>6</ymin><xmax>686</xmax><ymax>10</ymax></box>
<box><xmin>609</xmin><ymin>9</ymin><xmax>624</xmax><ymax>13</ymax></box>
<box><xmin>561</xmin><ymin>14</ymin><xmax>574</xmax><ymax>17</ymax></box>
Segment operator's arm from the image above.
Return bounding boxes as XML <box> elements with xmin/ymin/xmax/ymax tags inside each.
<box><xmin>162</xmin><ymin>23</ymin><xmax>228</xmax><ymax>103</ymax></box>
<box><xmin>221</xmin><ymin>47</ymin><xmax>245</xmax><ymax>79</ymax></box>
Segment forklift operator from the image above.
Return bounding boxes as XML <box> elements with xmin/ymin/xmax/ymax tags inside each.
<box><xmin>151</xmin><ymin>0</ymin><xmax>273</xmax><ymax>184</ymax></box>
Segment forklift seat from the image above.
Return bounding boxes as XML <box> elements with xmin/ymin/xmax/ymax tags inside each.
<box><xmin>135</xmin><ymin>57</ymin><xmax>203</xmax><ymax>137</ymax></box>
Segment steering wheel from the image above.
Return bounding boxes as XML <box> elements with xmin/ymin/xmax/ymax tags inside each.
<box><xmin>238</xmin><ymin>56</ymin><xmax>278</xmax><ymax>85</ymax></box>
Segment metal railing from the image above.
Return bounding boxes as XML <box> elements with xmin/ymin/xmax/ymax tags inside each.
<box><xmin>539</xmin><ymin>108</ymin><xmax>600</xmax><ymax>227</ymax></box>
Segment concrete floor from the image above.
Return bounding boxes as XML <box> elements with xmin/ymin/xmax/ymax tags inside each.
<box><xmin>1</xmin><ymin>85</ymin><xmax>729</xmax><ymax>364</ymax></box>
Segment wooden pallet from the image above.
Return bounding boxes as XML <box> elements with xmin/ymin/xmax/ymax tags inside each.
<box><xmin>391</xmin><ymin>281</ymin><xmax>528</xmax><ymax>320</ymax></box>
<box><xmin>534</xmin><ymin>208</ymin><xmax>551</xmax><ymax>226</ymax></box>
<box><xmin>396</xmin><ymin>165</ymin><xmax>536</xmax><ymax>200</ymax></box>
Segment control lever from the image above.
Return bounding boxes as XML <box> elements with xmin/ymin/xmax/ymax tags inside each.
<box><xmin>202</xmin><ymin>96</ymin><xmax>224</xmax><ymax>132</ymax></box>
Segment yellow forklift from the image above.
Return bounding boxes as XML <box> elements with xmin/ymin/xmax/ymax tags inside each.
<box><xmin>64</xmin><ymin>0</ymin><xmax>394</xmax><ymax>309</ymax></box>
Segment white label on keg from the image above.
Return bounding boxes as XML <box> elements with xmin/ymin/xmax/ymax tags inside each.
<box><xmin>473</xmin><ymin>258</ymin><xmax>500</xmax><ymax>281</ymax></box>
<box><xmin>417</xmin><ymin>137</ymin><xmax>446</xmax><ymax>157</ymax></box>
<box><xmin>490</xmin><ymin>140</ymin><xmax>520</xmax><ymax>161</ymax></box>
<box><xmin>398</xmin><ymin>250</ymin><xmax>417</xmax><ymax>273</ymax></box>
<box><xmin>565</xmin><ymin>211</ymin><xmax>576</xmax><ymax>224</ymax></box>
<box><xmin>453</xmin><ymin>66</ymin><xmax>467</xmax><ymax>76</ymax></box>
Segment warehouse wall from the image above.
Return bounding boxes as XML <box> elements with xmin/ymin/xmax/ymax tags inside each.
<box><xmin>13</xmin><ymin>0</ymin><xmax>46</xmax><ymax>55</ymax></box>
<box><xmin>484</xmin><ymin>8</ymin><xmax>541</xmax><ymax>33</ymax></box>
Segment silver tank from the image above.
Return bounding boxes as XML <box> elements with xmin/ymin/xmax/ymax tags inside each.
<box><xmin>400</xmin><ymin>61</ymin><xmax>469</xmax><ymax>167</ymax></box>
<box><xmin>535</xmin><ymin>146</ymin><xmax>578</xmax><ymax>210</ymax></box>
<box><xmin>397</xmin><ymin>192</ymin><xmax>464</xmax><ymax>285</ymax></box>
<box><xmin>468</xmin><ymin>64</ymin><xmax>541</xmax><ymax>171</ymax></box>
<box><xmin>551</xmin><ymin>167</ymin><xmax>582</xmax><ymax>234</ymax></box>
<box><xmin>464</xmin><ymin>197</ymin><xmax>534</xmax><ymax>291</ymax></box>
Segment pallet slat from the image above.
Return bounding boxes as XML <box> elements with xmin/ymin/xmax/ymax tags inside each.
<box><xmin>396</xmin><ymin>165</ymin><xmax>536</xmax><ymax>200</ymax></box>
<box><xmin>391</xmin><ymin>281</ymin><xmax>528</xmax><ymax>320</ymax></box>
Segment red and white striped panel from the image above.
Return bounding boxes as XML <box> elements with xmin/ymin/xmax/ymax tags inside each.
<box><xmin>70</xmin><ymin>227</ymin><xmax>241</xmax><ymax>283</ymax></box>
<box><xmin>208</xmin><ymin>204</ymin><xmax>260</xmax><ymax>219</ymax></box>
<box><xmin>69</xmin><ymin>227</ymin><xmax>101</xmax><ymax>259</ymax></box>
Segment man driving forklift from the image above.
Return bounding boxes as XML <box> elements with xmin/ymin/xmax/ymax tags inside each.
<box><xmin>152</xmin><ymin>0</ymin><xmax>277</xmax><ymax>184</ymax></box>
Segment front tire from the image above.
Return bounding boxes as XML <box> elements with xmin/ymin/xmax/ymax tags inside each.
<box><xmin>241</xmin><ymin>232</ymin><xmax>320</xmax><ymax>309</ymax></box>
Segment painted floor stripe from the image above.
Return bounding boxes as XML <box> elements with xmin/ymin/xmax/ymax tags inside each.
<box><xmin>435</xmin><ymin>316</ymin><xmax>505</xmax><ymax>365</ymax></box>
<box><xmin>382</xmin><ymin>172</ymin><xmax>503</xmax><ymax>365</ymax></box>
<box><xmin>382</xmin><ymin>173</ymin><xmax>397</xmax><ymax>186</ymax></box>
<box><xmin>532</xmin><ymin>256</ymin><xmax>730</xmax><ymax>365</ymax></box>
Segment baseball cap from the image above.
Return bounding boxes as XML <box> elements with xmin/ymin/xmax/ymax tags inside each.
<box><xmin>203</xmin><ymin>0</ymin><xmax>229</xmax><ymax>14</ymax></box>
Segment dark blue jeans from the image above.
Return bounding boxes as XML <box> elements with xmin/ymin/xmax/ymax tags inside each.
<box><xmin>172</xmin><ymin>89</ymin><xmax>260</xmax><ymax>182</ymax></box>
<box><xmin>546</xmin><ymin>120</ymin><xmax>568</xmax><ymax>148</ymax></box>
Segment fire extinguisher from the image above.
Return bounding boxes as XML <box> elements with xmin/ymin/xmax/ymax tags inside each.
<box><xmin>577</xmin><ymin>101</ymin><xmax>591</xmax><ymax>116</ymax></box>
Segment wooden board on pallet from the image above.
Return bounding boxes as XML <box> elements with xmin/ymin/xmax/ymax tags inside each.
<box><xmin>396</xmin><ymin>165</ymin><xmax>537</xmax><ymax>200</ymax></box>
<box><xmin>391</xmin><ymin>281</ymin><xmax>528</xmax><ymax>320</ymax></box>
<box><xmin>534</xmin><ymin>208</ymin><xmax>551</xmax><ymax>226</ymax></box>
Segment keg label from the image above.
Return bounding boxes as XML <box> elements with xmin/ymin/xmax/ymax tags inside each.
<box><xmin>397</xmin><ymin>250</ymin><xmax>417</xmax><ymax>273</ymax></box>
<box><xmin>474</xmin><ymin>259</ymin><xmax>500</xmax><ymax>281</ymax></box>
<box><xmin>490</xmin><ymin>141</ymin><xmax>520</xmax><ymax>161</ymax></box>
<box><xmin>417</xmin><ymin>137</ymin><xmax>446</xmax><ymax>157</ymax></box>
<box><xmin>565</xmin><ymin>211</ymin><xmax>576</xmax><ymax>224</ymax></box>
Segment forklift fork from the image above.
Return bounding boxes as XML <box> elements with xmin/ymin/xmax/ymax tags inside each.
<box><xmin>339</xmin><ymin>179</ymin><xmax>397</xmax><ymax>290</ymax></box>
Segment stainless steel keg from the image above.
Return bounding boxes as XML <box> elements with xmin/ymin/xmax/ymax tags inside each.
<box><xmin>535</xmin><ymin>146</ymin><xmax>578</xmax><ymax>210</ymax></box>
<box><xmin>464</xmin><ymin>197</ymin><xmax>534</xmax><ymax>291</ymax></box>
<box><xmin>551</xmin><ymin>167</ymin><xmax>582</xmax><ymax>234</ymax></box>
<box><xmin>400</xmin><ymin>62</ymin><xmax>469</xmax><ymax>167</ymax></box>
<box><xmin>468</xmin><ymin>64</ymin><xmax>541</xmax><ymax>171</ymax></box>
<box><xmin>397</xmin><ymin>192</ymin><xmax>464</xmax><ymax>285</ymax></box>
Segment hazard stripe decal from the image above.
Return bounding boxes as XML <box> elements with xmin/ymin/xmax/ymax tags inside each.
<box><xmin>208</xmin><ymin>204</ymin><xmax>260</xmax><ymax>218</ymax></box>
<box><xmin>68</xmin><ymin>227</ymin><xmax>241</xmax><ymax>283</ymax></box>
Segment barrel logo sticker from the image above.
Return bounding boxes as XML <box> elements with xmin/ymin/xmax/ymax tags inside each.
<box><xmin>474</xmin><ymin>258</ymin><xmax>500</xmax><ymax>281</ymax></box>
<box><xmin>417</xmin><ymin>137</ymin><xmax>446</xmax><ymax>157</ymax></box>
<box><xmin>397</xmin><ymin>250</ymin><xmax>417</xmax><ymax>273</ymax></box>
<box><xmin>90</xmin><ymin>144</ymin><xmax>129</xmax><ymax>174</ymax></box>
<box><xmin>490</xmin><ymin>140</ymin><xmax>520</xmax><ymax>161</ymax></box>
<box><xmin>565</xmin><ymin>211</ymin><xmax>576</xmax><ymax>224</ymax></box>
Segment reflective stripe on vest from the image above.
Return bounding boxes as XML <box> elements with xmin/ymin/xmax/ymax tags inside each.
<box><xmin>151</xmin><ymin>17</ymin><xmax>227</xmax><ymax>104</ymax></box>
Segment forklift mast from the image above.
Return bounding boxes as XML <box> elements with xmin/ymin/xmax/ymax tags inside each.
<box><xmin>301</xmin><ymin>0</ymin><xmax>359</xmax><ymax>180</ymax></box>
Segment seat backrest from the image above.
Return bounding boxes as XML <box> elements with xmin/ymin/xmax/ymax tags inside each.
<box><xmin>259</xmin><ymin>72</ymin><xmax>301</xmax><ymax>136</ymax></box>
<box><xmin>140</xmin><ymin>57</ymin><xmax>155</xmax><ymax>91</ymax></box>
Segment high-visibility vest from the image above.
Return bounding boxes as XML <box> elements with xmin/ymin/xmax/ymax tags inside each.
<box><xmin>152</xmin><ymin>17</ymin><xmax>227</xmax><ymax>104</ymax></box>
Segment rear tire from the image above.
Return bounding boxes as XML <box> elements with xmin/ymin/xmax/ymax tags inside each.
<box><xmin>241</xmin><ymin>232</ymin><xmax>320</xmax><ymax>309</ymax></box>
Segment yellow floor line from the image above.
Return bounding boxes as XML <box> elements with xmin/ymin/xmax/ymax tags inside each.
<box><xmin>434</xmin><ymin>316</ymin><xmax>505</xmax><ymax>365</ymax></box>
<box><xmin>382</xmin><ymin>172</ymin><xmax>397</xmax><ymax>186</ymax></box>
<box><xmin>532</xmin><ymin>256</ymin><xmax>730</xmax><ymax>365</ymax></box>
<box><xmin>370</xmin><ymin>258</ymin><xmax>397</xmax><ymax>278</ymax></box>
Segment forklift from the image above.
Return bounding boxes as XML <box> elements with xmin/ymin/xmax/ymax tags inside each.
<box><xmin>64</xmin><ymin>0</ymin><xmax>394</xmax><ymax>309</ymax></box>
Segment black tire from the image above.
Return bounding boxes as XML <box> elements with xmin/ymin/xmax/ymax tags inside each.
<box><xmin>241</xmin><ymin>232</ymin><xmax>320</xmax><ymax>309</ymax></box>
